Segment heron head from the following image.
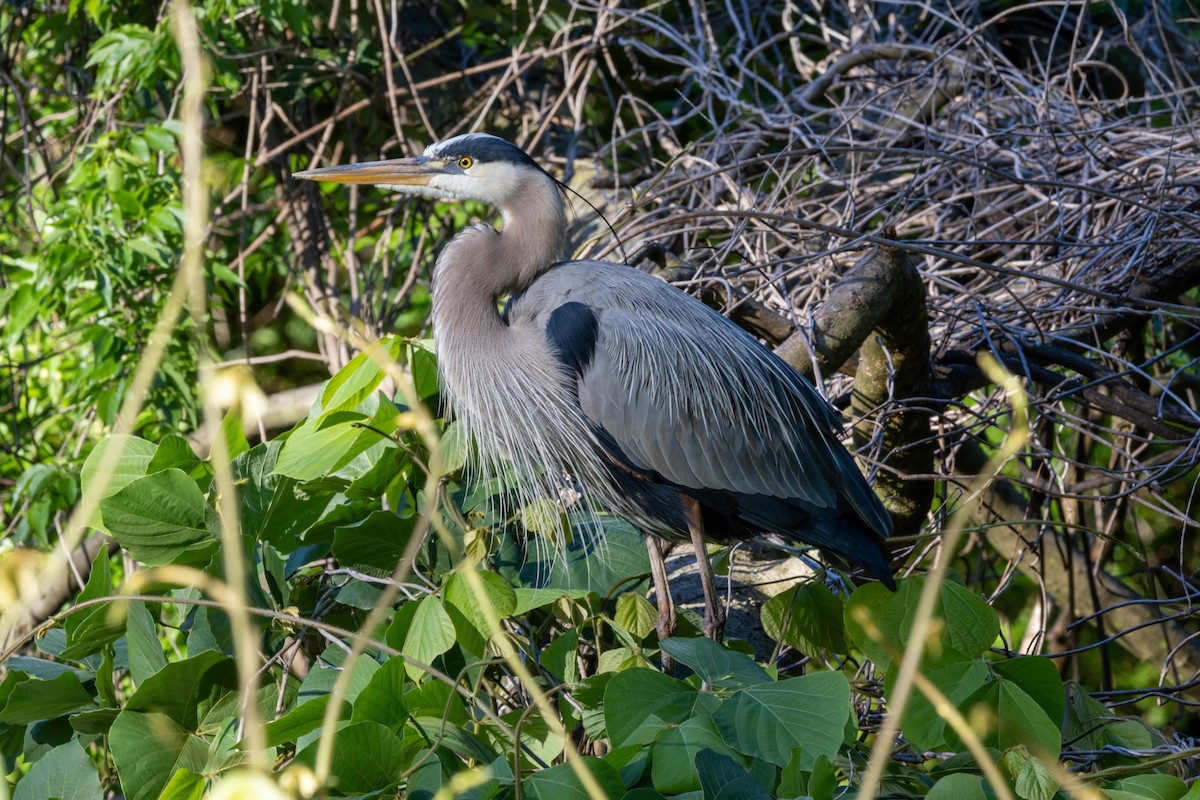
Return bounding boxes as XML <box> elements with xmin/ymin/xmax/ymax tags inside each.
<box><xmin>292</xmin><ymin>133</ymin><xmax>551</xmax><ymax>208</ymax></box>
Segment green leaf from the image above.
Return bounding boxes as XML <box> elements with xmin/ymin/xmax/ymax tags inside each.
<box><xmin>12</xmin><ymin>741</ymin><xmax>103</xmax><ymax>800</ymax></box>
<box><xmin>649</xmin><ymin>716</ymin><xmax>732</xmax><ymax>794</ymax></box>
<box><xmin>1103</xmin><ymin>775</ymin><xmax>1189</xmax><ymax>800</ymax></box>
<box><xmin>298</xmin><ymin>653</ymin><xmax>380</xmax><ymax>707</ymax></box>
<box><xmin>512</xmin><ymin>587</ymin><xmax>589</xmax><ymax>615</ymax></box>
<box><xmin>99</xmin><ymin>468</ymin><xmax>218</xmax><ymax>566</ymax></box>
<box><xmin>845</xmin><ymin>578</ymin><xmax>998</xmax><ymax>670</ymax></box>
<box><xmin>894</xmin><ymin>658</ymin><xmax>987</xmax><ymax>751</ymax></box>
<box><xmin>61</xmin><ymin>548</ymin><xmax>123</xmax><ymax>658</ymax></box>
<box><xmin>444</xmin><ymin>569</ymin><xmax>517</xmax><ymax>636</ymax></box>
<box><xmin>949</xmin><ymin>678</ymin><xmax>1062</xmax><ymax>757</ymax></box>
<box><xmin>542</xmin><ymin>628</ymin><xmax>580</xmax><ymax>683</ymax></box>
<box><xmin>124</xmin><ymin>650</ymin><xmax>238</xmax><ymax>730</ymax></box>
<box><xmin>211</xmin><ymin>406</ymin><xmax>250</xmax><ymax>467</ymax></box>
<box><xmin>711</xmin><ymin>671</ymin><xmax>850</xmax><ymax>767</ymax></box>
<box><xmin>403</xmin><ymin>596</ymin><xmax>457</xmax><ymax>680</ymax></box>
<box><xmin>522</xmin><ymin>757</ymin><xmax>625</xmax><ymax>800</ymax></box>
<box><xmin>295</xmin><ymin>721</ymin><xmax>408</xmax><ymax>793</ymax></box>
<box><xmin>233</xmin><ymin>441</ymin><xmax>330</xmax><ymax>551</ymax></box>
<box><xmin>110</xmin><ymin>711</ymin><xmax>209</xmax><ymax>800</ymax></box>
<box><xmin>928</xmin><ymin>773</ymin><xmax>996</xmax><ymax>800</ymax></box>
<box><xmin>999</xmin><ymin>746</ymin><xmax>1058</xmax><ymax>800</ymax></box>
<box><xmin>695</xmin><ymin>749</ymin><xmax>772</xmax><ymax>800</ymax></box>
<box><xmin>263</xmin><ymin>695</ymin><xmax>329</xmax><ymax>747</ymax></box>
<box><xmin>69</xmin><ymin>708</ymin><xmax>121</xmax><ymax>735</ymax></box>
<box><xmin>440</xmin><ymin>421</ymin><xmax>470</xmax><ymax>474</ymax></box>
<box><xmin>614</xmin><ymin>591</ymin><xmax>658</xmax><ymax>641</ymax></box>
<box><xmin>319</xmin><ymin>337</ymin><xmax>401</xmax><ymax>415</ymax></box>
<box><xmin>659</xmin><ymin>637</ymin><xmax>772</xmax><ymax>687</ymax></box>
<box><xmin>157</xmin><ymin>768</ymin><xmax>206</xmax><ymax>800</ymax></box>
<box><xmin>521</xmin><ymin>519</ymin><xmax>650</xmax><ymax>595</ymax></box>
<box><xmin>0</xmin><ymin>672</ymin><xmax>97</xmax><ymax>724</ymax></box>
<box><xmin>146</xmin><ymin>435</ymin><xmax>202</xmax><ymax>476</ymax></box>
<box><xmin>992</xmin><ymin>656</ymin><xmax>1064</xmax><ymax>729</ymax></box>
<box><xmin>408</xmin><ymin>340</ymin><xmax>440</xmax><ymax>402</ymax></box>
<box><xmin>125</xmin><ymin>600</ymin><xmax>167</xmax><ymax>685</ymax></box>
<box><xmin>80</xmin><ymin>435</ymin><xmax>157</xmax><ymax>528</ymax></box>
<box><xmin>331</xmin><ymin>509</ymin><xmax>416</xmax><ymax>577</ymax></box>
<box><xmin>275</xmin><ymin>403</ymin><xmax>398</xmax><ymax>481</ymax></box>
<box><xmin>761</xmin><ymin>582</ymin><xmax>847</xmax><ymax>655</ymax></box>
<box><xmin>352</xmin><ymin>656</ymin><xmax>409</xmax><ymax>732</ymax></box>
<box><xmin>603</xmin><ymin>668</ymin><xmax>718</xmax><ymax>748</ymax></box>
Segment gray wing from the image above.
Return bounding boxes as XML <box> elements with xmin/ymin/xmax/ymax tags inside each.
<box><xmin>515</xmin><ymin>261</ymin><xmax>891</xmax><ymax>536</ymax></box>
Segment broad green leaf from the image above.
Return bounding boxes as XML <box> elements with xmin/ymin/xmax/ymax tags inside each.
<box><xmin>295</xmin><ymin>721</ymin><xmax>407</xmax><ymax>793</ymax></box>
<box><xmin>319</xmin><ymin>337</ymin><xmax>401</xmax><ymax>415</ymax></box>
<box><xmin>711</xmin><ymin>671</ymin><xmax>850</xmax><ymax>767</ymax></box>
<box><xmin>408</xmin><ymin>339</ymin><xmax>440</xmax><ymax>402</ymax></box>
<box><xmin>494</xmin><ymin>709</ymin><xmax>564</xmax><ymax>765</ymax></box>
<box><xmin>521</xmin><ymin>519</ymin><xmax>650</xmax><ymax>595</ymax></box>
<box><xmin>233</xmin><ymin>441</ymin><xmax>330</xmax><ymax>551</ymax></box>
<box><xmin>147</xmin><ymin>434</ymin><xmax>202</xmax><ymax>477</ymax></box>
<box><xmin>0</xmin><ymin>672</ymin><xmax>96</xmax><ymax>724</ymax></box>
<box><xmin>893</xmin><ymin>659</ymin><xmax>988</xmax><ymax>751</ymax></box>
<box><xmin>263</xmin><ymin>695</ymin><xmax>329</xmax><ymax>747</ymax></box>
<box><xmin>512</xmin><ymin>587</ymin><xmax>588</xmax><ymax>615</ymax></box>
<box><xmin>659</xmin><ymin>637</ymin><xmax>772</xmax><ymax>687</ymax></box>
<box><xmin>695</xmin><ymin>749</ymin><xmax>771</xmax><ymax>800</ymax></box>
<box><xmin>522</xmin><ymin>757</ymin><xmax>625</xmax><ymax>800</ymax></box>
<box><xmin>949</xmin><ymin>679</ymin><xmax>1061</xmax><ymax>757</ymax></box>
<box><xmin>761</xmin><ymin>582</ymin><xmax>847</xmax><ymax>655</ymax></box>
<box><xmin>542</xmin><ymin>628</ymin><xmax>580</xmax><ymax>683</ymax></box>
<box><xmin>999</xmin><ymin>746</ymin><xmax>1058</xmax><ymax>800</ymax></box>
<box><xmin>650</xmin><ymin>716</ymin><xmax>733</xmax><ymax>795</ymax></box>
<box><xmin>274</xmin><ymin>401</ymin><xmax>399</xmax><ymax>481</ymax></box>
<box><xmin>331</xmin><ymin>509</ymin><xmax>416</xmax><ymax>576</ymax></box>
<box><xmin>298</xmin><ymin>653</ymin><xmax>380</xmax><ymax>706</ymax></box>
<box><xmin>12</xmin><ymin>740</ymin><xmax>103</xmax><ymax>800</ymax></box>
<box><xmin>440</xmin><ymin>420</ymin><xmax>470</xmax><ymax>474</ymax></box>
<box><xmin>444</xmin><ymin>569</ymin><xmax>517</xmax><ymax>636</ymax></box>
<box><xmin>352</xmin><ymin>656</ymin><xmax>409</xmax><ymax>732</ymax></box>
<box><xmin>404</xmin><ymin>679</ymin><xmax>469</xmax><ymax>726</ymax></box>
<box><xmin>80</xmin><ymin>435</ymin><xmax>157</xmax><ymax>528</ymax></box>
<box><xmin>992</xmin><ymin>656</ymin><xmax>1064</xmax><ymax>729</ymax></box>
<box><xmin>125</xmin><ymin>600</ymin><xmax>167</xmax><ymax>685</ymax></box>
<box><xmin>210</xmin><ymin>406</ymin><xmax>250</xmax><ymax>469</ymax></box>
<box><xmin>1103</xmin><ymin>775</ymin><xmax>1189</xmax><ymax>800</ymax></box>
<box><xmin>99</xmin><ymin>468</ymin><xmax>218</xmax><ymax>566</ymax></box>
<box><xmin>60</xmin><ymin>548</ymin><xmax>123</xmax><ymax>659</ymax></box>
<box><xmin>845</xmin><ymin>578</ymin><xmax>998</xmax><ymax>670</ymax></box>
<box><xmin>614</xmin><ymin>591</ymin><xmax>658</xmax><ymax>641</ymax></box>
<box><xmin>403</xmin><ymin>596</ymin><xmax>457</xmax><ymax>680</ymax></box>
<box><xmin>70</xmin><ymin>708</ymin><xmax>121</xmax><ymax>735</ymax></box>
<box><xmin>603</xmin><ymin>668</ymin><xmax>718</xmax><ymax>748</ymax></box>
<box><xmin>110</xmin><ymin>711</ymin><xmax>209</xmax><ymax>800</ymax></box>
<box><xmin>3</xmin><ymin>657</ymin><xmax>91</xmax><ymax>683</ymax></box>
<box><xmin>158</xmin><ymin>768</ymin><xmax>206</xmax><ymax>800</ymax></box>
<box><xmin>124</xmin><ymin>650</ymin><xmax>238</xmax><ymax>730</ymax></box>
<box><xmin>927</xmin><ymin>773</ymin><xmax>995</xmax><ymax>800</ymax></box>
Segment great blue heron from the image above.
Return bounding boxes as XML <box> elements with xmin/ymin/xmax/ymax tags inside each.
<box><xmin>295</xmin><ymin>133</ymin><xmax>895</xmax><ymax>647</ymax></box>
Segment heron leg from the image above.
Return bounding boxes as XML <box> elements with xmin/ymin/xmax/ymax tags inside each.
<box><xmin>646</xmin><ymin>536</ymin><xmax>677</xmax><ymax>673</ymax></box>
<box><xmin>683</xmin><ymin>496</ymin><xmax>726</xmax><ymax>642</ymax></box>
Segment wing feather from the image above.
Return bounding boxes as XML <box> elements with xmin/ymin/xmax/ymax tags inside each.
<box><xmin>517</xmin><ymin>262</ymin><xmax>883</xmax><ymax>528</ymax></box>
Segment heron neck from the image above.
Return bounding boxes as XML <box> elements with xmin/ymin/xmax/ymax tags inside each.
<box><xmin>431</xmin><ymin>175</ymin><xmax>567</xmax><ymax>333</ymax></box>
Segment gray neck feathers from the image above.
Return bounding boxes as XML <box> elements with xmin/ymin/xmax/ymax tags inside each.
<box><xmin>431</xmin><ymin>171</ymin><xmax>566</xmax><ymax>323</ymax></box>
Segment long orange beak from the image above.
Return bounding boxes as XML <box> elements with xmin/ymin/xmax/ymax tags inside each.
<box><xmin>292</xmin><ymin>156</ymin><xmax>447</xmax><ymax>186</ymax></box>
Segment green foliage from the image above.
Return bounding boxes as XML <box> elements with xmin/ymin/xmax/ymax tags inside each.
<box><xmin>3</xmin><ymin>0</ymin><xmax>1196</xmax><ymax>796</ymax></box>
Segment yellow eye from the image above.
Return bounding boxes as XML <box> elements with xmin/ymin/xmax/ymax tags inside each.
<box><xmin>458</xmin><ymin>156</ymin><xmax>474</xmax><ymax>170</ymax></box>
